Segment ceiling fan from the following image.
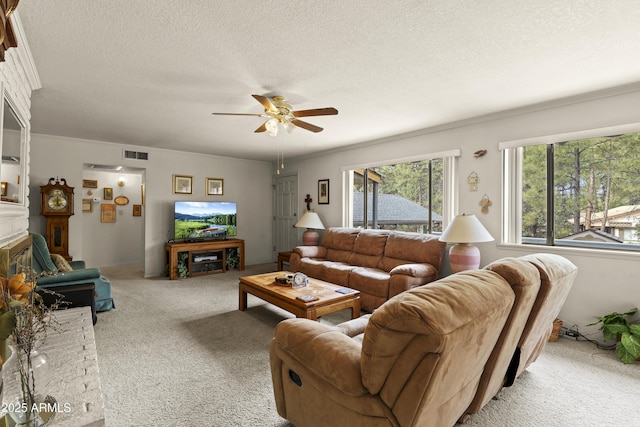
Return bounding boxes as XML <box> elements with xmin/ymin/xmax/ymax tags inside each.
<box><xmin>212</xmin><ymin>95</ymin><xmax>338</xmax><ymax>136</ymax></box>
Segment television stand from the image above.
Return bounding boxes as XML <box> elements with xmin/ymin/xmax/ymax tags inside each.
<box><xmin>165</xmin><ymin>239</ymin><xmax>245</xmax><ymax>280</ymax></box>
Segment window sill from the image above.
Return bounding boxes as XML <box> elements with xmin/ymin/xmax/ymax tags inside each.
<box><xmin>496</xmin><ymin>243</ymin><xmax>640</xmax><ymax>262</ymax></box>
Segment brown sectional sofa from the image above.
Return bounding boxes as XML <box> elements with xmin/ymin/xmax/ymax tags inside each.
<box><xmin>289</xmin><ymin>227</ymin><xmax>447</xmax><ymax>312</ymax></box>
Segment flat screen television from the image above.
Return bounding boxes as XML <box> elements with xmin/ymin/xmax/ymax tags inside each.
<box><xmin>174</xmin><ymin>201</ymin><xmax>237</xmax><ymax>241</ymax></box>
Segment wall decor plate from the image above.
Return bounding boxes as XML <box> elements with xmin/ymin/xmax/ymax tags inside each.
<box><xmin>114</xmin><ymin>195</ymin><xmax>130</xmax><ymax>206</ymax></box>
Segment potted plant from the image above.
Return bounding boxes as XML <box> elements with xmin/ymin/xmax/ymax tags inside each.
<box><xmin>588</xmin><ymin>307</ymin><xmax>640</xmax><ymax>364</ymax></box>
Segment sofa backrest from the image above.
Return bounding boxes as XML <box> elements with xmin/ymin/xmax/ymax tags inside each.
<box><xmin>464</xmin><ymin>257</ymin><xmax>541</xmax><ymax>416</ymax></box>
<box><xmin>360</xmin><ymin>269</ymin><xmax>515</xmax><ymax>427</ymax></box>
<box><xmin>514</xmin><ymin>253</ymin><xmax>578</xmax><ymax>381</ymax></box>
<box><xmin>378</xmin><ymin>231</ymin><xmax>446</xmax><ymax>273</ymax></box>
<box><xmin>31</xmin><ymin>233</ymin><xmax>58</xmax><ymax>274</ymax></box>
<box><xmin>348</xmin><ymin>229</ymin><xmax>390</xmax><ymax>268</ymax></box>
<box><xmin>321</xmin><ymin>228</ymin><xmax>360</xmax><ymax>262</ymax></box>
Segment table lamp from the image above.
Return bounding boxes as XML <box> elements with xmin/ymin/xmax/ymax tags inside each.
<box><xmin>295</xmin><ymin>211</ymin><xmax>325</xmax><ymax>245</ymax></box>
<box><xmin>439</xmin><ymin>213</ymin><xmax>494</xmax><ymax>273</ymax></box>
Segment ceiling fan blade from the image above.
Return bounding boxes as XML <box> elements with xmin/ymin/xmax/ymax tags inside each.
<box><xmin>252</xmin><ymin>94</ymin><xmax>278</xmax><ymax>113</ymax></box>
<box><xmin>291</xmin><ymin>119</ymin><xmax>323</xmax><ymax>133</ymax></box>
<box><xmin>255</xmin><ymin>122</ymin><xmax>267</xmax><ymax>133</ymax></box>
<box><xmin>292</xmin><ymin>107</ymin><xmax>338</xmax><ymax>118</ymax></box>
<box><xmin>211</xmin><ymin>113</ymin><xmax>264</xmax><ymax>117</ymax></box>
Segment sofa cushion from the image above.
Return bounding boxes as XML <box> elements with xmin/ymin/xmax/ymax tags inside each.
<box><xmin>326</xmin><ymin>249</ymin><xmax>353</xmax><ymax>263</ymax></box>
<box><xmin>319</xmin><ymin>262</ymin><xmax>355</xmax><ymax>287</ymax></box>
<box><xmin>349</xmin><ymin>267</ymin><xmax>390</xmax><ymax>299</ymax></box>
<box><xmin>348</xmin><ymin>229</ymin><xmax>389</xmax><ymax>268</ymax></box>
<box><xmin>378</xmin><ymin>232</ymin><xmax>445</xmax><ymax>272</ymax></box>
<box><xmin>321</xmin><ymin>228</ymin><xmax>360</xmax><ymax>251</ymax></box>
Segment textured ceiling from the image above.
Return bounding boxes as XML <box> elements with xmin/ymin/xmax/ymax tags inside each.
<box><xmin>16</xmin><ymin>1</ymin><xmax>640</xmax><ymax>161</ymax></box>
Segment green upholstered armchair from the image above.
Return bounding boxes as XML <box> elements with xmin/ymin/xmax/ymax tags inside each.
<box><xmin>31</xmin><ymin>232</ymin><xmax>115</xmax><ymax>312</ymax></box>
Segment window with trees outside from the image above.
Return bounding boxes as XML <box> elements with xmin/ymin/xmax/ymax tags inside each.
<box><xmin>348</xmin><ymin>156</ymin><xmax>452</xmax><ymax>234</ymax></box>
<box><xmin>503</xmin><ymin>128</ymin><xmax>640</xmax><ymax>251</ymax></box>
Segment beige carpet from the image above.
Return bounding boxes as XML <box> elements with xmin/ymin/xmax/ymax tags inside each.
<box><xmin>93</xmin><ymin>264</ymin><xmax>640</xmax><ymax>427</ymax></box>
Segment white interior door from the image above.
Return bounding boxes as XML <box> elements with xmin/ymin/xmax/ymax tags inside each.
<box><xmin>274</xmin><ymin>174</ymin><xmax>298</xmax><ymax>255</ymax></box>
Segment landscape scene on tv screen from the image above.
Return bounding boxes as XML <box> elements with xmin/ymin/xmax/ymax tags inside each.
<box><xmin>174</xmin><ymin>201</ymin><xmax>237</xmax><ymax>240</ymax></box>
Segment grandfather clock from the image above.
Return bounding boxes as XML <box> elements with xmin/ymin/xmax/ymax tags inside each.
<box><xmin>40</xmin><ymin>177</ymin><xmax>74</xmax><ymax>260</ymax></box>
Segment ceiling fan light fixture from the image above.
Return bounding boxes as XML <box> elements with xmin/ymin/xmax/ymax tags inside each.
<box><xmin>266</xmin><ymin>118</ymin><xmax>279</xmax><ymax>136</ymax></box>
<box><xmin>283</xmin><ymin>121</ymin><xmax>295</xmax><ymax>134</ymax></box>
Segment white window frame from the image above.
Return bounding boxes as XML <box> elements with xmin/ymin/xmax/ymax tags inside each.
<box><xmin>500</xmin><ymin>122</ymin><xmax>640</xmax><ymax>255</ymax></box>
<box><xmin>341</xmin><ymin>149</ymin><xmax>461</xmax><ymax>229</ymax></box>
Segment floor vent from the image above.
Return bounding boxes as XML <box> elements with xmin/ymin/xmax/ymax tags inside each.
<box><xmin>123</xmin><ymin>150</ymin><xmax>149</xmax><ymax>160</ymax></box>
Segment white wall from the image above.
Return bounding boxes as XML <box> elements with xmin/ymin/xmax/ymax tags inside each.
<box><xmin>280</xmin><ymin>84</ymin><xmax>640</xmax><ymax>332</ymax></box>
<box><xmin>29</xmin><ymin>135</ymin><xmax>274</xmax><ymax>277</ymax></box>
<box><xmin>79</xmin><ymin>169</ymin><xmax>145</xmax><ymax>267</ymax></box>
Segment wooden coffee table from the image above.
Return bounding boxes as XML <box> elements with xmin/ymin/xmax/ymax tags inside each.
<box><xmin>239</xmin><ymin>271</ymin><xmax>361</xmax><ymax>320</ymax></box>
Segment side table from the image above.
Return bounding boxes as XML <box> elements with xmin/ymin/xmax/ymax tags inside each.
<box><xmin>277</xmin><ymin>251</ymin><xmax>293</xmax><ymax>271</ymax></box>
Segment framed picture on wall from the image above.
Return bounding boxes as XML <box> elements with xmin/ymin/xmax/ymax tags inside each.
<box><xmin>82</xmin><ymin>199</ymin><xmax>93</xmax><ymax>212</ymax></box>
<box><xmin>318</xmin><ymin>179</ymin><xmax>329</xmax><ymax>204</ymax></box>
<box><xmin>173</xmin><ymin>175</ymin><xmax>192</xmax><ymax>194</ymax></box>
<box><xmin>206</xmin><ymin>178</ymin><xmax>223</xmax><ymax>195</ymax></box>
<box><xmin>101</xmin><ymin>204</ymin><xmax>116</xmax><ymax>223</ymax></box>
<box><xmin>133</xmin><ymin>204</ymin><xmax>142</xmax><ymax>217</ymax></box>
<box><xmin>82</xmin><ymin>179</ymin><xmax>98</xmax><ymax>188</ymax></box>
<box><xmin>103</xmin><ymin>187</ymin><xmax>113</xmax><ymax>200</ymax></box>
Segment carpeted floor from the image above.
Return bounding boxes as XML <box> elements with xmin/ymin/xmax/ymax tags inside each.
<box><xmin>93</xmin><ymin>264</ymin><xmax>639</xmax><ymax>427</ymax></box>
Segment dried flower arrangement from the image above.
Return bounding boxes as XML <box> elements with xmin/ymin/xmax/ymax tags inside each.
<box><xmin>0</xmin><ymin>271</ymin><xmax>63</xmax><ymax>425</ymax></box>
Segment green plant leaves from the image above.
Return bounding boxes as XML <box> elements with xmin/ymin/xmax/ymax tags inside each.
<box><xmin>616</xmin><ymin>332</ymin><xmax>640</xmax><ymax>364</ymax></box>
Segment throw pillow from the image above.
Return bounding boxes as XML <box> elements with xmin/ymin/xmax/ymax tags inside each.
<box><xmin>50</xmin><ymin>253</ymin><xmax>73</xmax><ymax>272</ymax></box>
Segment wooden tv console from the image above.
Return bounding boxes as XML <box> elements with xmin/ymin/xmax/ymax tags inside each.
<box><xmin>165</xmin><ymin>239</ymin><xmax>245</xmax><ymax>280</ymax></box>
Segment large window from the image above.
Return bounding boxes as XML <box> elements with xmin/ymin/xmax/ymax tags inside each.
<box><xmin>503</xmin><ymin>128</ymin><xmax>640</xmax><ymax>251</ymax></box>
<box><xmin>347</xmin><ymin>154</ymin><xmax>456</xmax><ymax>234</ymax></box>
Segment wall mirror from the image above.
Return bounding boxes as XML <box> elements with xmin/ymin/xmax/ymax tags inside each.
<box><xmin>1</xmin><ymin>95</ymin><xmax>26</xmax><ymax>205</ymax></box>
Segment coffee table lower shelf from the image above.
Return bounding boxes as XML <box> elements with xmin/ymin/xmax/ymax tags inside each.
<box><xmin>239</xmin><ymin>272</ymin><xmax>361</xmax><ymax>320</ymax></box>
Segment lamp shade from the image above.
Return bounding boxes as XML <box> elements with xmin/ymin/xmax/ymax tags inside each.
<box><xmin>294</xmin><ymin>212</ymin><xmax>325</xmax><ymax>230</ymax></box>
<box><xmin>439</xmin><ymin>214</ymin><xmax>493</xmax><ymax>243</ymax></box>
<box><xmin>295</xmin><ymin>212</ymin><xmax>325</xmax><ymax>246</ymax></box>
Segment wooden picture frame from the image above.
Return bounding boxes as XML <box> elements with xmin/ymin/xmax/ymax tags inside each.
<box><xmin>103</xmin><ymin>187</ymin><xmax>113</xmax><ymax>200</ymax></box>
<box><xmin>82</xmin><ymin>198</ymin><xmax>93</xmax><ymax>212</ymax></box>
<box><xmin>101</xmin><ymin>204</ymin><xmax>116</xmax><ymax>223</ymax></box>
<box><xmin>82</xmin><ymin>179</ymin><xmax>98</xmax><ymax>188</ymax></box>
<box><xmin>206</xmin><ymin>177</ymin><xmax>224</xmax><ymax>195</ymax></box>
<box><xmin>318</xmin><ymin>179</ymin><xmax>329</xmax><ymax>204</ymax></box>
<box><xmin>173</xmin><ymin>174</ymin><xmax>192</xmax><ymax>194</ymax></box>
<box><xmin>133</xmin><ymin>204</ymin><xmax>142</xmax><ymax>217</ymax></box>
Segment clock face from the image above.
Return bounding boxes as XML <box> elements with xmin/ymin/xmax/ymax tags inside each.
<box><xmin>47</xmin><ymin>189</ymin><xmax>68</xmax><ymax>211</ymax></box>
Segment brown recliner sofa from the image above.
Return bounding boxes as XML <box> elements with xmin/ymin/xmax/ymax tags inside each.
<box><xmin>461</xmin><ymin>253</ymin><xmax>578</xmax><ymax>420</ymax></box>
<box><xmin>270</xmin><ymin>269</ymin><xmax>516</xmax><ymax>427</ymax></box>
<box><xmin>289</xmin><ymin>227</ymin><xmax>446</xmax><ymax>312</ymax></box>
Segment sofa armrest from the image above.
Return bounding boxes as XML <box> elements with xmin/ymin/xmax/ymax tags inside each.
<box><xmin>390</xmin><ymin>263</ymin><xmax>438</xmax><ymax>278</ymax></box>
<box><xmin>294</xmin><ymin>245</ymin><xmax>327</xmax><ymax>259</ymax></box>
<box><xmin>273</xmin><ymin>318</ymin><xmax>367</xmax><ymax>395</ymax></box>
<box><xmin>36</xmin><ymin>268</ymin><xmax>102</xmax><ymax>286</ymax></box>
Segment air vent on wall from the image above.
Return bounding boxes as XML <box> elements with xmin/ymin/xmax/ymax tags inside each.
<box><xmin>123</xmin><ymin>150</ymin><xmax>149</xmax><ymax>160</ymax></box>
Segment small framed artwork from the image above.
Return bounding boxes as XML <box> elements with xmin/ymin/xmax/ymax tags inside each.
<box><xmin>82</xmin><ymin>179</ymin><xmax>98</xmax><ymax>188</ymax></box>
<box><xmin>103</xmin><ymin>187</ymin><xmax>113</xmax><ymax>200</ymax></box>
<box><xmin>101</xmin><ymin>204</ymin><xmax>116</xmax><ymax>223</ymax></box>
<box><xmin>318</xmin><ymin>179</ymin><xmax>330</xmax><ymax>204</ymax></box>
<box><xmin>133</xmin><ymin>204</ymin><xmax>142</xmax><ymax>217</ymax></box>
<box><xmin>173</xmin><ymin>174</ymin><xmax>193</xmax><ymax>194</ymax></box>
<box><xmin>82</xmin><ymin>199</ymin><xmax>93</xmax><ymax>212</ymax></box>
<box><xmin>206</xmin><ymin>177</ymin><xmax>224</xmax><ymax>195</ymax></box>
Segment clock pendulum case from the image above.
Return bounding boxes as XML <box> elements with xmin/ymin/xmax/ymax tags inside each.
<box><xmin>40</xmin><ymin>177</ymin><xmax>75</xmax><ymax>260</ymax></box>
